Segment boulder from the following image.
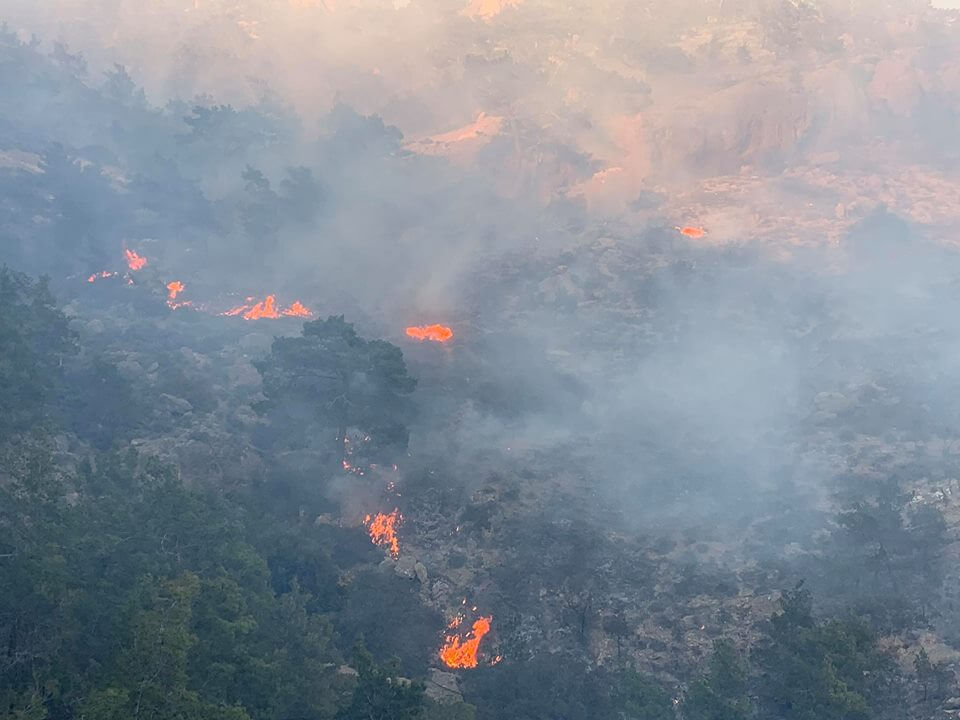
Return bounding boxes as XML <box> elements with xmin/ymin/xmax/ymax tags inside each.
<box><xmin>157</xmin><ymin>393</ymin><xmax>193</xmax><ymax>417</ymax></box>
<box><xmin>239</xmin><ymin>333</ymin><xmax>273</xmax><ymax>354</ymax></box>
<box><xmin>815</xmin><ymin>391</ymin><xmax>852</xmax><ymax>414</ymax></box>
<box><xmin>394</xmin><ymin>554</ymin><xmax>418</xmax><ymax>580</ymax></box>
<box><xmin>228</xmin><ymin>360</ymin><xmax>261</xmax><ymax>388</ymax></box>
<box><xmin>425</xmin><ymin>668</ymin><xmax>463</xmax><ymax>703</ymax></box>
<box><xmin>115</xmin><ymin>358</ymin><xmax>144</xmax><ymax>381</ymax></box>
<box><xmin>869</xmin><ymin>54</ymin><xmax>925</xmax><ymax>117</ymax></box>
<box><xmin>179</xmin><ymin>347</ymin><xmax>211</xmax><ymax>371</ymax></box>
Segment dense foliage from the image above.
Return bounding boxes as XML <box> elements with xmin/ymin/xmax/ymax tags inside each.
<box><xmin>0</xmin><ymin>270</ymin><xmax>938</xmax><ymax>720</ymax></box>
<box><xmin>257</xmin><ymin>315</ymin><xmax>416</xmax><ymax>465</ymax></box>
<box><xmin>0</xmin><ymin>267</ymin><xmax>77</xmax><ymax>441</ymax></box>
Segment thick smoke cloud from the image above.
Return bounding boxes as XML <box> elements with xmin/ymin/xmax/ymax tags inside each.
<box><xmin>4</xmin><ymin>0</ymin><xmax>960</xmax><ymax>553</ymax></box>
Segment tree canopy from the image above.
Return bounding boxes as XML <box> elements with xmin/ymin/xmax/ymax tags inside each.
<box><xmin>257</xmin><ymin>315</ymin><xmax>416</xmax><ymax>465</ymax></box>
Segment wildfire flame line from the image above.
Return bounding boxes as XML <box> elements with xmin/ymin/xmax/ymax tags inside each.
<box><xmin>406</xmin><ymin>324</ymin><xmax>453</xmax><ymax>343</ymax></box>
<box><xmin>676</xmin><ymin>225</ymin><xmax>706</xmax><ymax>238</ymax></box>
<box><xmin>88</xmin><ymin>254</ymin><xmax>310</xmax><ymax>320</ymax></box>
<box><xmin>244</xmin><ymin>295</ymin><xmax>279</xmax><ymax>319</ymax></box>
<box><xmin>221</xmin><ymin>295</ymin><xmax>313</xmax><ymax>319</ymax></box>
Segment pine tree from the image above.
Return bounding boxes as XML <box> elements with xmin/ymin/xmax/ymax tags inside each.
<box><xmin>683</xmin><ymin>639</ymin><xmax>752</xmax><ymax>720</ymax></box>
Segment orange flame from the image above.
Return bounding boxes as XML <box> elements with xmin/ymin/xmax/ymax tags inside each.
<box><xmin>406</xmin><ymin>324</ymin><xmax>453</xmax><ymax>343</ymax></box>
<box><xmin>364</xmin><ymin>509</ymin><xmax>401</xmax><ymax>557</ymax></box>
<box><xmin>243</xmin><ymin>295</ymin><xmax>280</xmax><ymax>319</ymax></box>
<box><xmin>165</xmin><ymin>281</ymin><xmax>193</xmax><ymax>310</ymax></box>
<box><xmin>281</xmin><ymin>300</ymin><xmax>312</xmax><ymax>317</ymax></box>
<box><xmin>676</xmin><ymin>225</ymin><xmax>706</xmax><ymax>238</ymax></box>
<box><xmin>221</xmin><ymin>296</ymin><xmax>312</xmax><ymax>319</ymax></box>
<box><xmin>440</xmin><ymin>616</ymin><xmax>493</xmax><ymax>669</ymax></box>
<box><xmin>124</xmin><ymin>249</ymin><xmax>147</xmax><ymax>271</ymax></box>
<box><xmin>405</xmin><ymin>113</ymin><xmax>504</xmax><ymax>159</ymax></box>
<box><xmin>87</xmin><ymin>270</ymin><xmax>116</xmax><ymax>283</ymax></box>
<box><xmin>221</xmin><ymin>304</ymin><xmax>249</xmax><ymax>317</ymax></box>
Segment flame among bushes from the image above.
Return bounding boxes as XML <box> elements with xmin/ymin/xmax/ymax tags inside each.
<box><xmin>440</xmin><ymin>615</ymin><xmax>493</xmax><ymax>669</ymax></box>
<box><xmin>87</xmin><ymin>257</ymin><xmax>311</xmax><ymax>321</ymax></box>
<box><xmin>221</xmin><ymin>295</ymin><xmax>313</xmax><ymax>319</ymax></box>
<box><xmin>364</xmin><ymin>509</ymin><xmax>401</xmax><ymax>557</ymax></box>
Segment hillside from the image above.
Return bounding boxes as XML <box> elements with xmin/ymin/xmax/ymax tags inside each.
<box><xmin>2</xmin><ymin>3</ymin><xmax>960</xmax><ymax>720</ymax></box>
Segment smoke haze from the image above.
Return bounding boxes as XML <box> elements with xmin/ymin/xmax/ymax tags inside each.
<box><xmin>4</xmin><ymin>2</ymin><xmax>960</xmax><ymax>712</ymax></box>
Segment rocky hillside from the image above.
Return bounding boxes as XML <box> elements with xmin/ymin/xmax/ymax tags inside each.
<box><xmin>4</xmin><ymin>3</ymin><xmax>960</xmax><ymax>719</ymax></box>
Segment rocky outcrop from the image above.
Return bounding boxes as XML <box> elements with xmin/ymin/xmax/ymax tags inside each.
<box><xmin>869</xmin><ymin>51</ymin><xmax>927</xmax><ymax>116</ymax></box>
<box><xmin>425</xmin><ymin>668</ymin><xmax>463</xmax><ymax>703</ymax></box>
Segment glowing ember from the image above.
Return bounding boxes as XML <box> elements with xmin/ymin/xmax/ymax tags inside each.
<box><xmin>440</xmin><ymin>616</ymin><xmax>493</xmax><ymax>669</ymax></box>
<box><xmin>341</xmin><ymin>434</ymin><xmax>373</xmax><ymax>476</ymax></box>
<box><xmin>364</xmin><ymin>509</ymin><xmax>401</xmax><ymax>557</ymax></box>
<box><xmin>676</xmin><ymin>225</ymin><xmax>706</xmax><ymax>238</ymax></box>
<box><xmin>342</xmin><ymin>459</ymin><xmax>366</xmax><ymax>476</ymax></box>
<box><xmin>281</xmin><ymin>300</ymin><xmax>312</xmax><ymax>317</ymax></box>
<box><xmin>87</xmin><ymin>271</ymin><xmax>116</xmax><ymax>283</ymax></box>
<box><xmin>221</xmin><ymin>304</ymin><xmax>250</xmax><ymax>317</ymax></box>
<box><xmin>124</xmin><ymin>249</ymin><xmax>147</xmax><ymax>271</ymax></box>
<box><xmin>406</xmin><ymin>324</ymin><xmax>453</xmax><ymax>343</ymax></box>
